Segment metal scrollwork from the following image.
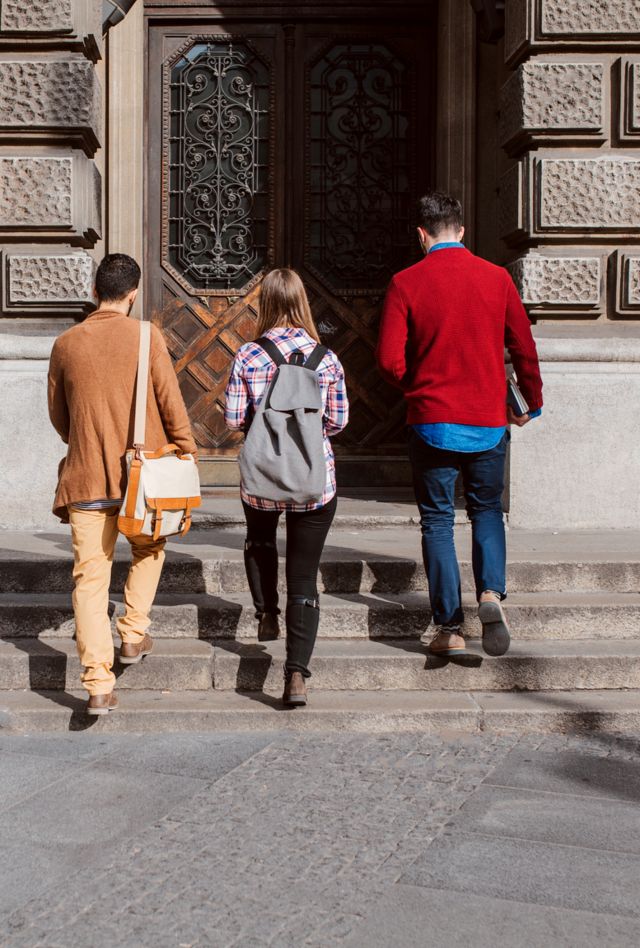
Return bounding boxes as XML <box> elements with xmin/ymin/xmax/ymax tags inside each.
<box><xmin>168</xmin><ymin>40</ymin><xmax>270</xmax><ymax>292</ymax></box>
<box><xmin>307</xmin><ymin>43</ymin><xmax>413</xmax><ymax>294</ymax></box>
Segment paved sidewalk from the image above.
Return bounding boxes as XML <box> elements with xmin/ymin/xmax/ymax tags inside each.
<box><xmin>1</xmin><ymin>730</ymin><xmax>639</xmax><ymax>947</ymax></box>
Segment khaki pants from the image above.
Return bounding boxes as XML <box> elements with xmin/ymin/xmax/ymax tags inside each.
<box><xmin>69</xmin><ymin>505</ymin><xmax>166</xmax><ymax>695</ymax></box>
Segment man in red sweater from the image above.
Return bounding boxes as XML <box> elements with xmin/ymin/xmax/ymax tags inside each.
<box><xmin>377</xmin><ymin>191</ymin><xmax>543</xmax><ymax>658</ymax></box>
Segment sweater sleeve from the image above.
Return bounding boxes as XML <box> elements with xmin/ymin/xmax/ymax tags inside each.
<box><xmin>376</xmin><ymin>277</ymin><xmax>410</xmax><ymax>389</ymax></box>
<box><xmin>504</xmin><ymin>275</ymin><xmax>543</xmax><ymax>412</ymax></box>
<box><xmin>47</xmin><ymin>339</ymin><xmax>70</xmax><ymax>444</ymax></box>
<box><xmin>150</xmin><ymin>325</ymin><xmax>197</xmax><ymax>455</ymax></box>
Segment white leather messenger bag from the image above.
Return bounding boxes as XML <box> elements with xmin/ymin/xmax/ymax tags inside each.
<box><xmin>118</xmin><ymin>321</ymin><xmax>201</xmax><ymax>540</ymax></box>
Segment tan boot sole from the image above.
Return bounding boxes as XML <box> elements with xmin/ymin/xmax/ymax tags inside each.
<box><xmin>86</xmin><ymin>703</ymin><xmax>118</xmax><ymax>716</ymax></box>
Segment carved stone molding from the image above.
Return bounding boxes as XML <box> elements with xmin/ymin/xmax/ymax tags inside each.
<box><xmin>620</xmin><ymin>58</ymin><xmax>640</xmax><ymax>143</ymax></box>
<box><xmin>505</xmin><ymin>0</ymin><xmax>640</xmax><ymax>66</ymax></box>
<box><xmin>0</xmin><ymin>58</ymin><xmax>101</xmax><ymax>154</ymax></box>
<box><xmin>501</xmin><ymin>153</ymin><xmax>640</xmax><ymax>243</ymax></box>
<box><xmin>508</xmin><ymin>251</ymin><xmax>606</xmax><ymax>318</ymax></box>
<box><xmin>0</xmin><ymin>0</ymin><xmax>102</xmax><ymax>60</ymax></box>
<box><xmin>0</xmin><ymin>152</ymin><xmax>101</xmax><ymax>246</ymax></box>
<box><xmin>614</xmin><ymin>252</ymin><xmax>640</xmax><ymax>317</ymax></box>
<box><xmin>1</xmin><ymin>248</ymin><xmax>95</xmax><ymax>316</ymax></box>
<box><xmin>501</xmin><ymin>60</ymin><xmax>606</xmax><ymax>152</ymax></box>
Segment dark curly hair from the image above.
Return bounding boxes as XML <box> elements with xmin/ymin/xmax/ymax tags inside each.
<box><xmin>417</xmin><ymin>191</ymin><xmax>463</xmax><ymax>237</ymax></box>
<box><xmin>95</xmin><ymin>253</ymin><xmax>141</xmax><ymax>302</ymax></box>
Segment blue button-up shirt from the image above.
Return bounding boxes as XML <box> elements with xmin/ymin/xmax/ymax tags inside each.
<box><xmin>412</xmin><ymin>241</ymin><xmax>540</xmax><ymax>453</ymax></box>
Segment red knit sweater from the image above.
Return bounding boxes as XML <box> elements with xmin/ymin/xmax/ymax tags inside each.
<box><xmin>376</xmin><ymin>248</ymin><xmax>543</xmax><ymax>426</ymax></box>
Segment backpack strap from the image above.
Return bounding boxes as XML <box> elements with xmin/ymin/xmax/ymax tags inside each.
<box><xmin>255</xmin><ymin>336</ymin><xmax>286</xmax><ymax>367</ymax></box>
<box><xmin>303</xmin><ymin>344</ymin><xmax>329</xmax><ymax>372</ymax></box>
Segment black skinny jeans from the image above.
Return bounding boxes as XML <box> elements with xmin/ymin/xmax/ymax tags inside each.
<box><xmin>242</xmin><ymin>495</ymin><xmax>337</xmax><ymax>677</ymax></box>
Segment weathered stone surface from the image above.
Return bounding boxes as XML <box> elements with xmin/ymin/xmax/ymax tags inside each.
<box><xmin>621</xmin><ymin>58</ymin><xmax>640</xmax><ymax>142</ymax></box>
<box><xmin>0</xmin><ymin>154</ymin><xmax>101</xmax><ymax>243</ymax></box>
<box><xmin>0</xmin><ymin>0</ymin><xmax>73</xmax><ymax>32</ymax></box>
<box><xmin>7</xmin><ymin>253</ymin><xmax>94</xmax><ymax>305</ymax></box>
<box><xmin>538</xmin><ymin>157</ymin><xmax>640</xmax><ymax>232</ymax></box>
<box><xmin>0</xmin><ymin>60</ymin><xmax>101</xmax><ymax>145</ymax></box>
<box><xmin>508</xmin><ymin>254</ymin><xmax>603</xmax><ymax>316</ymax></box>
<box><xmin>614</xmin><ymin>253</ymin><xmax>640</xmax><ymax>317</ymax></box>
<box><xmin>501</xmin><ymin>61</ymin><xmax>604</xmax><ymax>148</ymax></box>
<box><xmin>505</xmin><ymin>1</ymin><xmax>640</xmax><ymax>64</ymax></box>
<box><xmin>505</xmin><ymin>0</ymin><xmax>529</xmax><ymax>64</ymax></box>
<box><xmin>499</xmin><ymin>163</ymin><xmax>524</xmax><ymax>240</ymax></box>
<box><xmin>541</xmin><ymin>0</ymin><xmax>640</xmax><ymax>35</ymax></box>
<box><xmin>0</xmin><ymin>158</ymin><xmax>71</xmax><ymax>227</ymax></box>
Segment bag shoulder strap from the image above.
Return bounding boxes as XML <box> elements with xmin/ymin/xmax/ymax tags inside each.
<box><xmin>133</xmin><ymin>320</ymin><xmax>151</xmax><ymax>449</ymax></box>
<box><xmin>255</xmin><ymin>336</ymin><xmax>286</xmax><ymax>367</ymax></box>
<box><xmin>303</xmin><ymin>344</ymin><xmax>329</xmax><ymax>372</ymax></box>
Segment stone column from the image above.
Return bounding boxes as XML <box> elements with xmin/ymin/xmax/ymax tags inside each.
<box><xmin>499</xmin><ymin>0</ymin><xmax>640</xmax><ymax>528</ymax></box>
<box><xmin>0</xmin><ymin>0</ymin><xmax>103</xmax><ymax>528</ymax></box>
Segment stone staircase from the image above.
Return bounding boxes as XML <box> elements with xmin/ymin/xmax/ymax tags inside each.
<box><xmin>1</xmin><ymin>511</ymin><xmax>640</xmax><ymax>733</ymax></box>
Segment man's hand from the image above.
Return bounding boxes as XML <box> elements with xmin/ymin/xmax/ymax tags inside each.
<box><xmin>507</xmin><ymin>406</ymin><xmax>531</xmax><ymax>427</ymax></box>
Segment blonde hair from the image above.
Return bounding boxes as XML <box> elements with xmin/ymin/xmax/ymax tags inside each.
<box><xmin>256</xmin><ymin>269</ymin><xmax>321</xmax><ymax>344</ymax></box>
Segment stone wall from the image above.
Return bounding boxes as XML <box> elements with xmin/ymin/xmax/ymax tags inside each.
<box><xmin>501</xmin><ymin>0</ymin><xmax>640</xmax><ymax>321</ymax></box>
<box><xmin>0</xmin><ymin>0</ymin><xmax>102</xmax><ymax>323</ymax></box>
<box><xmin>0</xmin><ymin>0</ymin><xmax>103</xmax><ymax>528</ymax></box>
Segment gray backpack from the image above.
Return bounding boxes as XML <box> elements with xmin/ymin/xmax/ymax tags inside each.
<box><xmin>239</xmin><ymin>337</ymin><xmax>329</xmax><ymax>504</ymax></box>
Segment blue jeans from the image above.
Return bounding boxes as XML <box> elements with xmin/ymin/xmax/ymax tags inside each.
<box><xmin>408</xmin><ymin>428</ymin><xmax>508</xmax><ymax>627</ymax></box>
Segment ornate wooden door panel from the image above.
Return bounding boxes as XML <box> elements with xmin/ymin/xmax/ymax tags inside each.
<box><xmin>147</xmin><ymin>24</ymin><xmax>283</xmax><ymax>458</ymax></box>
<box><xmin>146</xmin><ymin>13</ymin><xmax>434</xmax><ymax>466</ymax></box>
<box><xmin>293</xmin><ymin>27</ymin><xmax>433</xmax><ymax>456</ymax></box>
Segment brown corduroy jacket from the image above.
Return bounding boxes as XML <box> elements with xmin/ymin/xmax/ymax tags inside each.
<box><xmin>48</xmin><ymin>309</ymin><xmax>197</xmax><ymax>522</ymax></box>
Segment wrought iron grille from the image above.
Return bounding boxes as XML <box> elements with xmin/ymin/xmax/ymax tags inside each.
<box><xmin>307</xmin><ymin>43</ymin><xmax>413</xmax><ymax>294</ymax></box>
<box><xmin>168</xmin><ymin>40</ymin><xmax>270</xmax><ymax>292</ymax></box>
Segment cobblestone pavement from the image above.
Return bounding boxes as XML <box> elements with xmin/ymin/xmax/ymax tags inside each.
<box><xmin>1</xmin><ymin>729</ymin><xmax>640</xmax><ymax>947</ymax></box>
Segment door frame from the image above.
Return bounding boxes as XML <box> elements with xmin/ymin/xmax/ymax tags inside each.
<box><xmin>107</xmin><ymin>0</ymin><xmax>477</xmax><ymax>485</ymax></box>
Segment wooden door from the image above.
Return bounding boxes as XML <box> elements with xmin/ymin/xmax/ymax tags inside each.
<box><xmin>146</xmin><ymin>9</ymin><xmax>435</xmax><ymax>478</ymax></box>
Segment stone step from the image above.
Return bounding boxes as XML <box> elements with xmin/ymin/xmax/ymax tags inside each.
<box><xmin>1</xmin><ymin>688</ymin><xmax>640</xmax><ymax>734</ymax></box>
<box><xmin>3</xmin><ymin>555</ymin><xmax>640</xmax><ymax>596</ymax></box>
<box><xmin>1</xmin><ymin>592</ymin><xmax>639</xmax><ymax>641</ymax></box>
<box><xmin>2</xmin><ymin>637</ymin><xmax>639</xmax><ymax>694</ymax></box>
<box><xmin>211</xmin><ymin>638</ymin><xmax>640</xmax><ymax>694</ymax></box>
<box><xmin>0</xmin><ymin>638</ymin><xmax>213</xmax><ymax>692</ymax></box>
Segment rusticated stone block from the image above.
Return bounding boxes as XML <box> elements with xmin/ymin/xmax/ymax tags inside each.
<box><xmin>614</xmin><ymin>252</ymin><xmax>640</xmax><ymax>317</ymax></box>
<box><xmin>0</xmin><ymin>59</ymin><xmax>101</xmax><ymax>152</ymax></box>
<box><xmin>0</xmin><ymin>0</ymin><xmax>73</xmax><ymax>32</ymax></box>
<box><xmin>620</xmin><ymin>58</ymin><xmax>640</xmax><ymax>143</ymax></box>
<box><xmin>501</xmin><ymin>153</ymin><xmax>640</xmax><ymax>242</ymax></box>
<box><xmin>541</xmin><ymin>0</ymin><xmax>640</xmax><ymax>35</ymax></box>
<box><xmin>0</xmin><ymin>157</ymin><xmax>71</xmax><ymax>227</ymax></box>
<box><xmin>0</xmin><ymin>153</ymin><xmax>101</xmax><ymax>245</ymax></box>
<box><xmin>1</xmin><ymin>249</ymin><xmax>95</xmax><ymax>316</ymax></box>
<box><xmin>538</xmin><ymin>157</ymin><xmax>640</xmax><ymax>233</ymax></box>
<box><xmin>501</xmin><ymin>61</ymin><xmax>605</xmax><ymax>150</ymax></box>
<box><xmin>508</xmin><ymin>253</ymin><xmax>604</xmax><ymax>318</ymax></box>
<box><xmin>8</xmin><ymin>253</ymin><xmax>94</xmax><ymax>304</ymax></box>
<box><xmin>0</xmin><ymin>0</ymin><xmax>101</xmax><ymax>60</ymax></box>
<box><xmin>505</xmin><ymin>0</ymin><xmax>640</xmax><ymax>65</ymax></box>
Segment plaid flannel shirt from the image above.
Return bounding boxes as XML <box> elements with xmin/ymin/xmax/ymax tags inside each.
<box><xmin>225</xmin><ymin>326</ymin><xmax>349</xmax><ymax>511</ymax></box>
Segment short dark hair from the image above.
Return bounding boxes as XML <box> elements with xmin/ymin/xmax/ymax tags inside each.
<box><xmin>417</xmin><ymin>191</ymin><xmax>463</xmax><ymax>237</ymax></box>
<box><xmin>95</xmin><ymin>253</ymin><xmax>141</xmax><ymax>302</ymax></box>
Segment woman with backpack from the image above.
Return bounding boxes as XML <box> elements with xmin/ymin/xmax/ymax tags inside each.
<box><xmin>224</xmin><ymin>268</ymin><xmax>349</xmax><ymax>707</ymax></box>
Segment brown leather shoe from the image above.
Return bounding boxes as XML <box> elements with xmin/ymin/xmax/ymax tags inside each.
<box><xmin>86</xmin><ymin>692</ymin><xmax>118</xmax><ymax>716</ymax></box>
<box><xmin>283</xmin><ymin>671</ymin><xmax>307</xmax><ymax>707</ymax></box>
<box><xmin>258</xmin><ymin>612</ymin><xmax>280</xmax><ymax>641</ymax></box>
<box><xmin>119</xmin><ymin>633</ymin><xmax>153</xmax><ymax>665</ymax></box>
<box><xmin>427</xmin><ymin>630</ymin><xmax>467</xmax><ymax>656</ymax></box>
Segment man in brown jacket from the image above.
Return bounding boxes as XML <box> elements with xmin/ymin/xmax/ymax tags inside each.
<box><xmin>48</xmin><ymin>254</ymin><xmax>196</xmax><ymax>715</ymax></box>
